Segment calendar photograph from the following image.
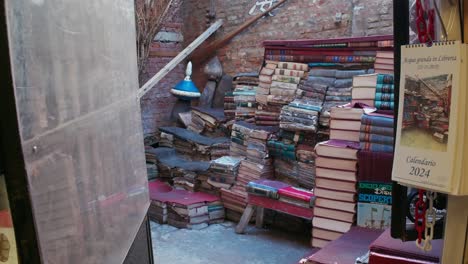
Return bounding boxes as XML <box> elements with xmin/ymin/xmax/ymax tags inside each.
<box><xmin>400</xmin><ymin>74</ymin><xmax>451</xmax><ymax>152</ymax></box>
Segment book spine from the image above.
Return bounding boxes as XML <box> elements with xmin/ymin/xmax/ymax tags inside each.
<box><xmin>277</xmin><ymin>62</ymin><xmax>309</xmax><ymax>71</ymax></box>
<box><xmin>359</xmin><ymin>133</ymin><xmax>395</xmax><ymax>145</ymax></box>
<box><xmin>374</xmin><ymin>92</ymin><xmax>394</xmax><ymax>102</ymax></box>
<box><xmin>359</xmin><ymin>124</ymin><xmax>394</xmax><ymax>136</ymax></box>
<box><xmin>375</xmin><ymin>83</ymin><xmax>394</xmax><ymax>93</ymax></box>
<box><xmin>274</xmin><ymin>69</ymin><xmax>305</xmax><ymax>77</ymax></box>
<box><xmin>376</xmin><ymin>74</ymin><xmax>394</xmax><ymax>84</ymax></box>
<box><xmin>360</xmin><ymin>142</ymin><xmax>394</xmax><ymax>153</ymax></box>
<box><xmin>374</xmin><ymin>101</ymin><xmax>395</xmax><ymax>110</ymax></box>
<box><xmin>361</xmin><ymin>115</ymin><xmax>394</xmax><ymax>128</ymax></box>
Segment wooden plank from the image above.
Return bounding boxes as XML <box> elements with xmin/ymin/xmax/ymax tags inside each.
<box><xmin>255</xmin><ymin>206</ymin><xmax>264</xmax><ymax>228</ymax></box>
<box><xmin>138</xmin><ymin>19</ymin><xmax>224</xmax><ymax>99</ymax></box>
<box><xmin>248</xmin><ymin>195</ymin><xmax>313</xmax><ymax>219</ymax></box>
<box><xmin>235</xmin><ymin>204</ymin><xmax>256</xmax><ymax>234</ymax></box>
<box><xmin>442</xmin><ymin>195</ymin><xmax>468</xmax><ymax>263</ymax></box>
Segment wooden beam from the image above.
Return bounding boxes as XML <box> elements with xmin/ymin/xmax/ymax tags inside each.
<box><xmin>190</xmin><ymin>0</ymin><xmax>289</xmax><ymax>64</ymax></box>
<box><xmin>235</xmin><ymin>204</ymin><xmax>256</xmax><ymax>234</ymax></box>
<box><xmin>137</xmin><ymin>19</ymin><xmax>223</xmax><ymax>99</ymax></box>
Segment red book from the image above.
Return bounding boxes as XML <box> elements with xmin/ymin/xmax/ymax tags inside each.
<box><xmin>369</xmin><ymin>229</ymin><xmax>442</xmax><ymax>264</ymax></box>
<box><xmin>277</xmin><ymin>186</ymin><xmax>314</xmax><ymax>202</ymax></box>
<box><xmin>306</xmin><ymin>227</ymin><xmax>383</xmax><ymax>262</ymax></box>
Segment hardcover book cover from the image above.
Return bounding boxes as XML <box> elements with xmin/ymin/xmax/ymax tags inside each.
<box><xmin>393</xmin><ymin>41</ymin><xmax>468</xmax><ymax>194</ymax></box>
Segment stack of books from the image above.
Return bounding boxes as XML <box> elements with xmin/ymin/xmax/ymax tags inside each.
<box><xmin>188</xmin><ymin>107</ymin><xmax>227</xmax><ymax>137</ymax></box>
<box><xmin>329</xmin><ymin>106</ymin><xmax>365</xmax><ymax>142</ymax></box>
<box><xmin>257</xmin><ymin>61</ymin><xmax>278</xmax><ymax>96</ymax></box>
<box><xmin>224</xmin><ymin>92</ymin><xmax>235</xmax><ymax>120</ymax></box>
<box><xmin>280</xmin><ymin>99</ymin><xmax>321</xmax><ymax>132</ymax></box>
<box><xmin>312</xmin><ymin>139</ymin><xmax>360</xmax><ymax>248</ymax></box>
<box><xmin>233</xmin><ymin>73</ymin><xmax>259</xmax><ymax>122</ymax></box>
<box><xmin>148</xmin><ymin>199</ymin><xmax>167</xmax><ymax>224</ymax></box>
<box><xmin>265</xmin><ymin>62</ymin><xmax>308</xmax><ymax>110</ymax></box>
<box><xmin>359</xmin><ymin>113</ymin><xmax>394</xmax><ymax>153</ymax></box>
<box><xmin>267</xmin><ymin>140</ymin><xmax>296</xmax><ymax>161</ymax></box>
<box><xmin>207</xmin><ymin>156</ymin><xmax>243</xmax><ymax>191</ymax></box>
<box><xmin>159</xmin><ymin>131</ymin><xmax>174</xmax><ymax>148</ymax></box>
<box><xmin>374</xmin><ymin>50</ymin><xmax>394</xmax><ymax>75</ymax></box>
<box><xmin>167</xmin><ymin>202</ymin><xmax>211</xmax><ymax>229</ymax></box>
<box><xmin>374</xmin><ymin>74</ymin><xmax>394</xmax><ymax>110</ymax></box>
<box><xmin>220</xmin><ymin>188</ymin><xmax>248</xmax><ymax>220</ymax></box>
<box><xmin>207</xmin><ymin>200</ymin><xmax>225</xmax><ymax>224</ymax></box>
<box><xmin>351</xmin><ymin>73</ymin><xmax>394</xmax><ymax>110</ymax></box>
<box><xmin>273</xmin><ymin>158</ymin><xmax>300</xmax><ymax>187</ymax></box>
<box><xmin>351</xmin><ymin>73</ymin><xmax>378</xmax><ymax>107</ymax></box>
<box><xmin>229</xmin><ymin>121</ymin><xmax>251</xmax><ymax>157</ymax></box>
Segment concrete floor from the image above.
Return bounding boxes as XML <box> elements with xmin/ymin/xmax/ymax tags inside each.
<box><xmin>151</xmin><ymin>221</ymin><xmax>312</xmax><ymax>264</ymax></box>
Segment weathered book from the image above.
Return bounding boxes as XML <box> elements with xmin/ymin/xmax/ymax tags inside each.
<box><xmin>259</xmin><ymin>75</ymin><xmax>272</xmax><ymax>84</ymax></box>
<box><xmin>288</xmin><ymin>99</ymin><xmax>323</xmax><ymax>112</ymax></box>
<box><xmin>360</xmin><ymin>142</ymin><xmax>394</xmax><ymax>153</ymax></box>
<box><xmin>375</xmin><ymin>57</ymin><xmax>394</xmax><ymax>65</ymax></box>
<box><xmin>376</xmin><ymin>50</ymin><xmax>394</xmax><ymax>59</ymax></box>
<box><xmin>315</xmin><ymin>197</ymin><xmax>356</xmax><ymax>213</ymax></box>
<box><xmin>246</xmin><ymin>180</ymin><xmax>289</xmax><ymax>199</ymax></box>
<box><xmin>270</xmin><ymin>81</ymin><xmax>298</xmax><ymax>90</ymax></box>
<box><xmin>309</xmin><ymin>69</ymin><xmax>337</xmax><ymax>78</ymax></box>
<box><xmin>277</xmin><ymin>62</ymin><xmax>308</xmax><ymax>71</ymax></box>
<box><xmin>271</xmin><ymin>74</ymin><xmax>301</xmax><ymax>84</ymax></box>
<box><xmin>353</xmin><ymin>73</ymin><xmax>378</xmax><ymax>87</ymax></box>
<box><xmin>260</xmin><ymin>67</ymin><xmax>275</xmax><ymax>76</ymax></box>
<box><xmin>274</xmin><ymin>68</ymin><xmax>305</xmax><ymax>77</ymax></box>
<box><xmin>314</xmin><ymin>187</ymin><xmax>356</xmax><ymax>202</ymax></box>
<box><xmin>311</xmin><ymin>237</ymin><xmax>331</xmax><ymax>249</ymax></box>
<box><xmin>334</xmin><ymin>78</ymin><xmax>353</xmax><ymax>88</ymax></box>
<box><xmin>324</xmin><ymin>56</ymin><xmax>376</xmax><ymax>63</ymax></box>
<box><xmin>374</xmin><ymin>68</ymin><xmax>394</xmax><ymax>75</ymax></box>
<box><xmin>359</xmin><ymin>133</ymin><xmax>394</xmax><ymax>145</ymax></box>
<box><xmin>335</xmin><ymin>69</ymin><xmax>368</xmax><ymax>79</ymax></box>
<box><xmin>269</xmin><ymin>88</ymin><xmax>296</xmax><ymax>96</ymax></box>
<box><xmin>315</xmin><ymin>177</ymin><xmax>356</xmax><ymax>193</ymax></box>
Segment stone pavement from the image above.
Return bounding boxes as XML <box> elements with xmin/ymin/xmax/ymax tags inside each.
<box><xmin>151</xmin><ymin>221</ymin><xmax>311</xmax><ymax>264</ymax></box>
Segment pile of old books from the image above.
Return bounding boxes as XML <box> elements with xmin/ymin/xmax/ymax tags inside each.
<box><xmin>233</xmin><ymin>73</ymin><xmax>259</xmax><ymax>122</ymax></box>
<box><xmin>374</xmin><ymin>50</ymin><xmax>394</xmax><ymax>75</ymax></box>
<box><xmin>224</xmin><ymin>91</ymin><xmax>236</xmax><ymax>120</ymax></box>
<box><xmin>307</xmin><ymin>68</ymin><xmax>372</xmax><ymax>130</ymax></box>
<box><xmin>188</xmin><ymin>107</ymin><xmax>227</xmax><ymax>137</ymax></box>
<box><xmin>280</xmin><ymin>98</ymin><xmax>321</xmax><ymax>132</ymax></box>
<box><xmin>312</xmin><ymin>139</ymin><xmax>360</xmax><ymax>248</ymax></box>
<box><xmin>329</xmin><ymin>105</ymin><xmax>365</xmax><ymax>142</ymax></box>
<box><xmin>158</xmin><ymin>127</ymin><xmax>230</xmax><ymax>161</ymax></box>
<box><xmin>266</xmin><ymin>62</ymin><xmax>307</xmax><ymax>106</ymax></box>
<box><xmin>207</xmin><ymin>156</ymin><xmax>243</xmax><ymax>191</ymax></box>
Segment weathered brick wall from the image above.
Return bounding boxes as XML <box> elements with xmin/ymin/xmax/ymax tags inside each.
<box><xmin>140</xmin><ymin>13</ymin><xmax>185</xmax><ymax>137</ymax></box>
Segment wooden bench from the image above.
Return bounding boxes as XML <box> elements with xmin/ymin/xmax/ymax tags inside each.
<box><xmin>235</xmin><ymin>193</ymin><xmax>314</xmax><ymax>234</ymax></box>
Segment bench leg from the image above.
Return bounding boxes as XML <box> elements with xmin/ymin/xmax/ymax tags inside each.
<box><xmin>235</xmin><ymin>204</ymin><xmax>256</xmax><ymax>234</ymax></box>
<box><xmin>255</xmin><ymin>206</ymin><xmax>264</xmax><ymax>228</ymax></box>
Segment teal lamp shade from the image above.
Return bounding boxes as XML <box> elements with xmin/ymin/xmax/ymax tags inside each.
<box><xmin>170</xmin><ymin>61</ymin><xmax>201</xmax><ymax>100</ymax></box>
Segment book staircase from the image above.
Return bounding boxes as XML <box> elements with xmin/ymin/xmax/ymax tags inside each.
<box><xmin>145</xmin><ymin>35</ymin><xmax>442</xmax><ymax>262</ymax></box>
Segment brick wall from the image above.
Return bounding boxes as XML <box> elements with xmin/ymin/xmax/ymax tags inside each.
<box><xmin>183</xmin><ymin>0</ymin><xmax>393</xmax><ymax>77</ymax></box>
<box><xmin>141</xmin><ymin>0</ymin><xmax>393</xmax><ymax>137</ymax></box>
<box><xmin>140</xmin><ymin>13</ymin><xmax>185</xmax><ymax>137</ymax></box>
